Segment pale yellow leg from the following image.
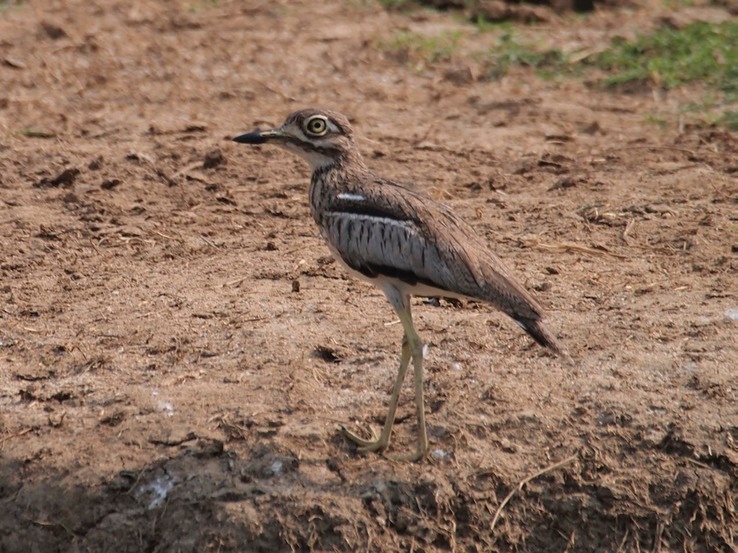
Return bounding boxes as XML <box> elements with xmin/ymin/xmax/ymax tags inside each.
<box><xmin>393</xmin><ymin>307</ymin><xmax>429</xmax><ymax>462</ymax></box>
<box><xmin>343</xmin><ymin>334</ymin><xmax>410</xmax><ymax>452</ymax></box>
<box><xmin>344</xmin><ymin>301</ymin><xmax>428</xmax><ymax>461</ymax></box>
<box><xmin>344</xmin><ymin>286</ymin><xmax>429</xmax><ymax>462</ymax></box>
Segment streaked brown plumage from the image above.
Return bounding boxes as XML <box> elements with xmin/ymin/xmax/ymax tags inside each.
<box><xmin>234</xmin><ymin>108</ymin><xmax>571</xmax><ymax>461</ymax></box>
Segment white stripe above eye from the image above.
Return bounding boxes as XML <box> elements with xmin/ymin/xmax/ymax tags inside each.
<box><xmin>337</xmin><ymin>193</ymin><xmax>366</xmax><ymax>202</ymax></box>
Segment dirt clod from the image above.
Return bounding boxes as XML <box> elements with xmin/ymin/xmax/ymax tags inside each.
<box><xmin>34</xmin><ymin>168</ymin><xmax>80</xmax><ymax>188</ymax></box>
<box><xmin>203</xmin><ymin>148</ymin><xmax>226</xmax><ymax>169</ymax></box>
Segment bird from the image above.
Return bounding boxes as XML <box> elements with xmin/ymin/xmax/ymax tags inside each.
<box><xmin>233</xmin><ymin>108</ymin><xmax>571</xmax><ymax>461</ymax></box>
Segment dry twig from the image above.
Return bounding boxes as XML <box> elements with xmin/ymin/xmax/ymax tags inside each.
<box><xmin>490</xmin><ymin>453</ymin><xmax>579</xmax><ymax>532</ymax></box>
<box><xmin>622</xmin><ymin>218</ymin><xmax>635</xmax><ymax>244</ymax></box>
<box><xmin>0</xmin><ymin>427</ymin><xmax>35</xmax><ymax>447</ymax></box>
<box><xmin>605</xmin><ymin>145</ymin><xmax>696</xmax><ymax>157</ymax></box>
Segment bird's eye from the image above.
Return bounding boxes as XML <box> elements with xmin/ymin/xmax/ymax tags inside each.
<box><xmin>305</xmin><ymin>117</ymin><xmax>328</xmax><ymax>136</ymax></box>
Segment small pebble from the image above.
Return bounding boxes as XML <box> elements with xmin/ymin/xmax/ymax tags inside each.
<box><xmin>431</xmin><ymin>449</ymin><xmax>451</xmax><ymax>461</ymax></box>
<box><xmin>270</xmin><ymin>460</ymin><xmax>283</xmax><ymax>475</ymax></box>
<box><xmin>203</xmin><ymin>148</ymin><xmax>225</xmax><ymax>169</ymax></box>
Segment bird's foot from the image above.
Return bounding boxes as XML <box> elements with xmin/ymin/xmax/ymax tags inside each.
<box><xmin>342</xmin><ymin>426</ymin><xmax>429</xmax><ymax>462</ymax></box>
<box><xmin>389</xmin><ymin>432</ymin><xmax>429</xmax><ymax>462</ymax></box>
<box><xmin>388</xmin><ymin>446</ymin><xmax>427</xmax><ymax>463</ymax></box>
<box><xmin>341</xmin><ymin>426</ymin><xmax>389</xmax><ymax>453</ymax></box>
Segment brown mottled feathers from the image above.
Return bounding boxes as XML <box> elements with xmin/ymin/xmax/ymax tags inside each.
<box><xmin>311</xmin><ymin>167</ymin><xmax>570</xmax><ymax>359</ymax></box>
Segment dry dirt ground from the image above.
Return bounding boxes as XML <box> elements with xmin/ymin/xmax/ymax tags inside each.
<box><xmin>0</xmin><ymin>1</ymin><xmax>736</xmax><ymax>551</ymax></box>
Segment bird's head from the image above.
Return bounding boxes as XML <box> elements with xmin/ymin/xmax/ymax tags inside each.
<box><xmin>233</xmin><ymin>108</ymin><xmax>357</xmax><ymax>170</ymax></box>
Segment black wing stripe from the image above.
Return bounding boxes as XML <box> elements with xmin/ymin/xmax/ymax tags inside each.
<box><xmin>342</xmin><ymin>256</ymin><xmax>448</xmax><ymax>293</ymax></box>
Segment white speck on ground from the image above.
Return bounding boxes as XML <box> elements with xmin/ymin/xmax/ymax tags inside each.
<box><xmin>138</xmin><ymin>474</ymin><xmax>175</xmax><ymax>510</ymax></box>
<box><xmin>270</xmin><ymin>460</ymin><xmax>284</xmax><ymax>475</ymax></box>
<box><xmin>158</xmin><ymin>401</ymin><xmax>174</xmax><ymax>417</ymax></box>
<box><xmin>431</xmin><ymin>449</ymin><xmax>451</xmax><ymax>461</ymax></box>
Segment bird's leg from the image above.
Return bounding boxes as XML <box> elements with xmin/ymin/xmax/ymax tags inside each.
<box><xmin>343</xmin><ymin>333</ymin><xmax>411</xmax><ymax>452</ymax></box>
<box><xmin>392</xmin><ymin>306</ymin><xmax>429</xmax><ymax>462</ymax></box>
<box><xmin>344</xmin><ymin>285</ymin><xmax>429</xmax><ymax>461</ymax></box>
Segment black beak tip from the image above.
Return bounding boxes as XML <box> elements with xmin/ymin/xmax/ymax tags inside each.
<box><xmin>232</xmin><ymin>131</ymin><xmax>266</xmax><ymax>144</ymax></box>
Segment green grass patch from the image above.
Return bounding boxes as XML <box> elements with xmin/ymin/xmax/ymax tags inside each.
<box><xmin>383</xmin><ymin>30</ymin><xmax>463</xmax><ymax>65</ymax></box>
<box><xmin>483</xmin><ymin>32</ymin><xmax>567</xmax><ymax>80</ymax></box>
<box><xmin>378</xmin><ymin>17</ymin><xmax>737</xmax><ymax>130</ymax></box>
<box><xmin>188</xmin><ymin>0</ymin><xmax>219</xmax><ymax>13</ymax></box>
<box><xmin>379</xmin><ymin>0</ymin><xmax>416</xmax><ymax>9</ymax></box>
<box><xmin>719</xmin><ymin>110</ymin><xmax>738</xmax><ymax>131</ymax></box>
<box><xmin>475</xmin><ymin>21</ymin><xmax>737</xmax><ymax>130</ymax></box>
<box><xmin>583</xmin><ymin>21</ymin><xmax>738</xmax><ymax>130</ymax></box>
<box><xmin>589</xmin><ymin>21</ymin><xmax>738</xmax><ymax>95</ymax></box>
<box><xmin>478</xmin><ymin>21</ymin><xmax>738</xmax><ymax>93</ymax></box>
<box><xmin>0</xmin><ymin>0</ymin><xmax>24</xmax><ymax>14</ymax></box>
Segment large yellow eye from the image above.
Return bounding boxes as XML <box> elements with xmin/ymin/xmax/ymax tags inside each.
<box><xmin>304</xmin><ymin>116</ymin><xmax>328</xmax><ymax>136</ymax></box>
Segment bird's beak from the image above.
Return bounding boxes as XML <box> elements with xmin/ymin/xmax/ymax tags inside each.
<box><xmin>232</xmin><ymin>128</ymin><xmax>286</xmax><ymax>144</ymax></box>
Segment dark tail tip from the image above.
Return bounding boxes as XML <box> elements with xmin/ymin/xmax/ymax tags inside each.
<box><xmin>516</xmin><ymin>316</ymin><xmax>574</xmax><ymax>366</ymax></box>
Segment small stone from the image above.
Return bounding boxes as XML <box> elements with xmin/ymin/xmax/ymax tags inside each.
<box><xmin>34</xmin><ymin>168</ymin><xmax>80</xmax><ymax>189</ymax></box>
<box><xmin>40</xmin><ymin>22</ymin><xmax>67</xmax><ymax>40</ymax></box>
<box><xmin>443</xmin><ymin>66</ymin><xmax>474</xmax><ymax>86</ymax></box>
<box><xmin>431</xmin><ymin>449</ymin><xmax>451</xmax><ymax>461</ymax></box>
<box><xmin>203</xmin><ymin>148</ymin><xmax>225</xmax><ymax>169</ymax></box>
<box><xmin>101</xmin><ymin>178</ymin><xmax>121</xmax><ymax>190</ymax></box>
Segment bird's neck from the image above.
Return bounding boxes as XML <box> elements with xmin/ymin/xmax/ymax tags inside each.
<box><xmin>308</xmin><ymin>150</ymin><xmax>369</xmax><ymax>223</ymax></box>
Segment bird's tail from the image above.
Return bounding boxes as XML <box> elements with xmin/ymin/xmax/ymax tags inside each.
<box><xmin>515</xmin><ymin>315</ymin><xmax>574</xmax><ymax>366</ymax></box>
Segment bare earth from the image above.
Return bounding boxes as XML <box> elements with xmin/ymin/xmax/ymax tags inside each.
<box><xmin>0</xmin><ymin>1</ymin><xmax>736</xmax><ymax>551</ymax></box>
